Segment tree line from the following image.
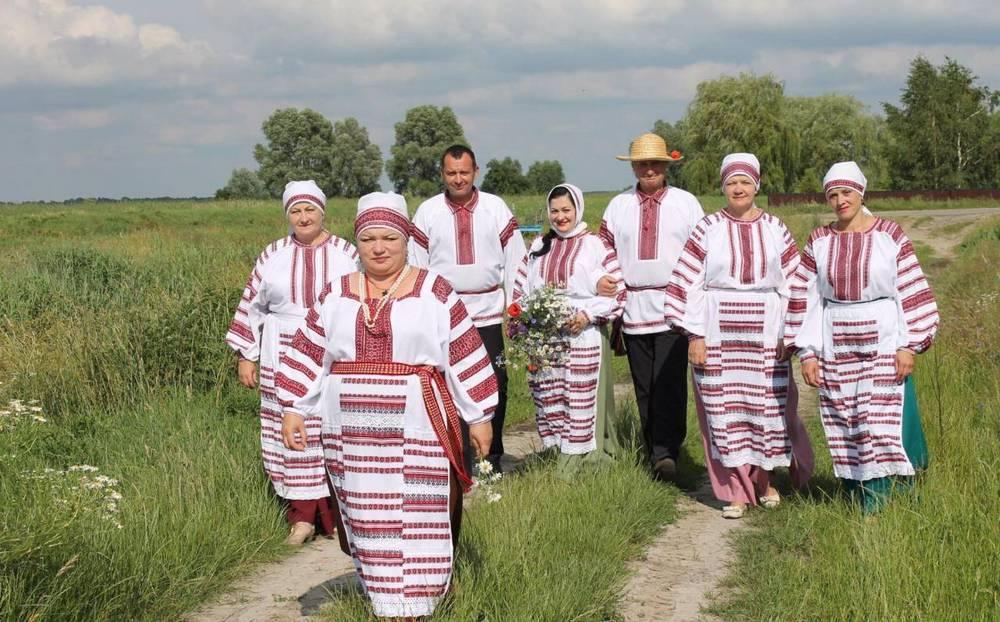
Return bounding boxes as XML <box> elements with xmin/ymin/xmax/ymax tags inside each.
<box><xmin>217</xmin><ymin>55</ymin><xmax>1000</xmax><ymax>199</ymax></box>
<box><xmin>217</xmin><ymin>106</ymin><xmax>565</xmax><ymax>199</ymax></box>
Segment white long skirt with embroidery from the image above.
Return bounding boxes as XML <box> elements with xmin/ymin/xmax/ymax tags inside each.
<box><xmin>258</xmin><ymin>315</ymin><xmax>328</xmax><ymax>499</ymax></box>
<box><xmin>694</xmin><ymin>290</ymin><xmax>793</xmax><ymax>470</ymax></box>
<box><xmin>321</xmin><ymin>371</ymin><xmax>455</xmax><ymax>619</ymax></box>
<box><xmin>527</xmin><ymin>325</ymin><xmax>602</xmax><ymax>454</ymax></box>
<box><xmin>819</xmin><ymin>298</ymin><xmax>913</xmax><ymax>481</ymax></box>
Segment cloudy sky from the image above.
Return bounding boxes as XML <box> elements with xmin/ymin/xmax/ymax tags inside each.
<box><xmin>3</xmin><ymin>0</ymin><xmax>1000</xmax><ymax>201</ymax></box>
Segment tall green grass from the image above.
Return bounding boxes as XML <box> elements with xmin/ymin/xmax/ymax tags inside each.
<box><xmin>1</xmin><ymin>199</ymin><xmax>996</xmax><ymax>621</ymax></box>
<box><xmin>0</xmin><ymin>199</ymin><xmax>661</xmax><ymax>621</ymax></box>
<box><xmin>705</xmin><ymin>219</ymin><xmax>1000</xmax><ymax>621</ymax></box>
<box><xmin>315</xmin><ymin>450</ymin><xmax>678</xmax><ymax>621</ymax></box>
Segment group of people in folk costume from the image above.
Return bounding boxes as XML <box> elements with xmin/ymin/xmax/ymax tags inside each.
<box><xmin>225</xmin><ymin>131</ymin><xmax>939</xmax><ymax>617</ymax></box>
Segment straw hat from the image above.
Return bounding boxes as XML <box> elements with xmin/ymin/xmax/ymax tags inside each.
<box><xmin>616</xmin><ymin>133</ymin><xmax>683</xmax><ymax>162</ymax></box>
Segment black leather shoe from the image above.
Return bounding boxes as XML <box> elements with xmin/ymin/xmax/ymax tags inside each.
<box><xmin>653</xmin><ymin>457</ymin><xmax>677</xmax><ymax>481</ymax></box>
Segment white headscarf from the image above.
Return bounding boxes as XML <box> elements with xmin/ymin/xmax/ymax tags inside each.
<box><xmin>823</xmin><ymin>161</ymin><xmax>867</xmax><ymax>197</ymax></box>
<box><xmin>720</xmin><ymin>153</ymin><xmax>761</xmax><ymax>190</ymax></box>
<box><xmin>547</xmin><ymin>183</ymin><xmax>588</xmax><ymax>238</ymax></box>
<box><xmin>282</xmin><ymin>180</ymin><xmax>326</xmax><ymax>214</ymax></box>
<box><xmin>355</xmin><ymin>191</ymin><xmax>410</xmax><ymax>238</ymax></box>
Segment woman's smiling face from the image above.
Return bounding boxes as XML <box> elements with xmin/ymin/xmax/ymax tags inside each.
<box><xmin>548</xmin><ymin>195</ymin><xmax>576</xmax><ymax>234</ymax></box>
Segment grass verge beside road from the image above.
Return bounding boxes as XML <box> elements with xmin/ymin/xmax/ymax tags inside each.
<box><xmin>705</xmin><ymin>219</ymin><xmax>1000</xmax><ymax>621</ymax></box>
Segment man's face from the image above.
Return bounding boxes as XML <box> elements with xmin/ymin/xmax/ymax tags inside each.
<box><xmin>442</xmin><ymin>154</ymin><xmax>479</xmax><ymax>202</ymax></box>
<box><xmin>631</xmin><ymin>159</ymin><xmax>668</xmax><ymax>193</ymax></box>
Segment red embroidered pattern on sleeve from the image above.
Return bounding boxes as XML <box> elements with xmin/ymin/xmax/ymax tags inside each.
<box><xmin>431</xmin><ymin>275</ymin><xmax>453</xmax><ymax>304</ymax></box>
<box><xmin>598</xmin><ymin>220</ymin><xmax>616</xmax><ymax>249</ymax></box>
<box><xmin>410</xmin><ymin>224</ymin><xmax>430</xmax><ymax>250</ymax></box>
<box><xmin>228</xmin><ymin>320</ymin><xmax>254</xmax><ymax>342</ymax></box>
<box><xmin>279</xmin><ymin>353</ymin><xmax>317</xmax><ymax>381</ymax></box>
<box><xmin>449</xmin><ymin>326</ymin><xmax>482</xmax><ymax>366</ymax></box>
<box><xmin>290</xmin><ymin>328</ymin><xmax>325</xmax><ymax>367</ymax></box>
<box><xmin>499</xmin><ymin>217</ymin><xmax>519</xmax><ymax>248</ymax></box>
<box><xmin>457</xmin><ymin>355</ymin><xmax>491</xmax><ymax>382</ymax></box>
<box><xmin>467</xmin><ymin>375</ymin><xmax>499</xmax><ymax>403</ymax></box>
<box><xmin>449</xmin><ymin>300</ymin><xmax>469</xmax><ymax>329</ymax></box>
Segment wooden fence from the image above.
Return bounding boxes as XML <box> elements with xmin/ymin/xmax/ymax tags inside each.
<box><xmin>768</xmin><ymin>188</ymin><xmax>1000</xmax><ymax>207</ymax></box>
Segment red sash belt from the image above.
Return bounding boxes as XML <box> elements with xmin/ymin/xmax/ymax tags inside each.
<box><xmin>625</xmin><ymin>283</ymin><xmax>666</xmax><ymax>292</ymax></box>
<box><xmin>456</xmin><ymin>283</ymin><xmax>500</xmax><ymax>295</ymax></box>
<box><xmin>330</xmin><ymin>361</ymin><xmax>473</xmax><ymax>492</ymax></box>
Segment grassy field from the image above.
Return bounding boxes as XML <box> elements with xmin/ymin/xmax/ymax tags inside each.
<box><xmin>0</xmin><ymin>195</ymin><xmax>996</xmax><ymax>621</ymax></box>
<box><xmin>0</xmin><ymin>196</ymin><xmax>641</xmax><ymax>621</ymax></box>
<box><xmin>702</xmin><ymin>217</ymin><xmax>1000</xmax><ymax>621</ymax></box>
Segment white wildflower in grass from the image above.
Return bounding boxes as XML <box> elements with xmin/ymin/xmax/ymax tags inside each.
<box><xmin>473</xmin><ymin>458</ymin><xmax>503</xmax><ymax>503</ymax></box>
<box><xmin>0</xmin><ymin>398</ymin><xmax>49</xmax><ymax>432</ymax></box>
<box><xmin>28</xmin><ymin>465</ymin><xmax>124</xmax><ymax>529</ymax></box>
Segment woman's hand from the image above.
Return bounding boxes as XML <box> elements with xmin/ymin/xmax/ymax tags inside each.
<box><xmin>688</xmin><ymin>338</ymin><xmax>707</xmax><ymax>367</ymax></box>
<box><xmin>776</xmin><ymin>341</ymin><xmax>791</xmax><ymax>362</ymax></box>
<box><xmin>237</xmin><ymin>359</ymin><xmax>258</xmax><ymax>388</ymax></box>
<box><xmin>281</xmin><ymin>413</ymin><xmax>307</xmax><ymax>451</ymax></box>
<box><xmin>895</xmin><ymin>349</ymin><xmax>915</xmax><ymax>383</ymax></box>
<box><xmin>564</xmin><ymin>311</ymin><xmax>589</xmax><ymax>335</ymax></box>
<box><xmin>801</xmin><ymin>359</ymin><xmax>821</xmax><ymax>388</ymax></box>
<box><xmin>468</xmin><ymin>421</ymin><xmax>493</xmax><ymax>460</ymax></box>
<box><xmin>596</xmin><ymin>275</ymin><xmax>618</xmax><ymax>297</ymax></box>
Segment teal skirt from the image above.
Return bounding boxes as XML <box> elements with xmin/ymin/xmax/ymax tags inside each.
<box><xmin>842</xmin><ymin>375</ymin><xmax>929</xmax><ymax>513</ymax></box>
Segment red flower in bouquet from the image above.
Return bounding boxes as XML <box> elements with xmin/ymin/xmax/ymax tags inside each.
<box><xmin>507</xmin><ymin>302</ymin><xmax>522</xmax><ymax>318</ymax></box>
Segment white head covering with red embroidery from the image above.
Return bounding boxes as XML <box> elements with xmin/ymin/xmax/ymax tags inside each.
<box><xmin>355</xmin><ymin>191</ymin><xmax>410</xmax><ymax>238</ymax></box>
<box><xmin>823</xmin><ymin>161</ymin><xmax>867</xmax><ymax>197</ymax></box>
<box><xmin>720</xmin><ymin>153</ymin><xmax>761</xmax><ymax>190</ymax></box>
<box><xmin>282</xmin><ymin>180</ymin><xmax>326</xmax><ymax>214</ymax></box>
<box><xmin>547</xmin><ymin>183</ymin><xmax>588</xmax><ymax>239</ymax></box>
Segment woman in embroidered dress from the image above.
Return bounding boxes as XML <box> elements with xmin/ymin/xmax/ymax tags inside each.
<box><xmin>225</xmin><ymin>180</ymin><xmax>358</xmax><ymax>545</ymax></box>
<box><xmin>512</xmin><ymin>184</ymin><xmax>624</xmax><ymax>477</ymax></box>
<box><xmin>785</xmin><ymin>161</ymin><xmax>938</xmax><ymax>513</ymax></box>
<box><xmin>665</xmin><ymin>154</ymin><xmax>814</xmax><ymax>519</ymax></box>
<box><xmin>277</xmin><ymin>192</ymin><xmax>496</xmax><ymax>619</ymax></box>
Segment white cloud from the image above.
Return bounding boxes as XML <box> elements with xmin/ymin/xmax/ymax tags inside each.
<box><xmin>751</xmin><ymin>44</ymin><xmax>1000</xmax><ymax>93</ymax></box>
<box><xmin>33</xmin><ymin>108</ymin><xmax>112</xmax><ymax>131</ymax></box>
<box><xmin>214</xmin><ymin>0</ymin><xmax>689</xmax><ymax>51</ymax></box>
<box><xmin>0</xmin><ymin>0</ymin><xmax>220</xmax><ymax>87</ymax></box>
<box><xmin>706</xmin><ymin>0</ymin><xmax>1000</xmax><ymax>27</ymax></box>
<box><xmin>445</xmin><ymin>62</ymin><xmax>743</xmax><ymax>107</ymax></box>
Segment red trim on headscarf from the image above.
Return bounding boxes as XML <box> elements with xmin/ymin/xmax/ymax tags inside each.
<box><xmin>284</xmin><ymin>193</ymin><xmax>325</xmax><ymax>212</ymax></box>
<box><xmin>354</xmin><ymin>208</ymin><xmax>410</xmax><ymax>237</ymax></box>
<box><xmin>824</xmin><ymin>179</ymin><xmax>865</xmax><ymax>195</ymax></box>
<box><xmin>721</xmin><ymin>162</ymin><xmax>760</xmax><ymax>186</ymax></box>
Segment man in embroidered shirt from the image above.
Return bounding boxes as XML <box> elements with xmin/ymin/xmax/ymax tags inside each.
<box><xmin>409</xmin><ymin>145</ymin><xmax>528</xmax><ymax>471</ymax></box>
<box><xmin>598</xmin><ymin>133</ymin><xmax>705</xmax><ymax>480</ymax></box>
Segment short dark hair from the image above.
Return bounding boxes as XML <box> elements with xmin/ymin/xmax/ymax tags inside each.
<box><xmin>441</xmin><ymin>144</ymin><xmax>476</xmax><ymax>168</ymax></box>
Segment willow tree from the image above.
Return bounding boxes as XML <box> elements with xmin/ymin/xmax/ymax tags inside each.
<box><xmin>675</xmin><ymin>73</ymin><xmax>798</xmax><ymax>194</ymax></box>
<box><xmin>786</xmin><ymin>94</ymin><xmax>887</xmax><ymax>191</ymax></box>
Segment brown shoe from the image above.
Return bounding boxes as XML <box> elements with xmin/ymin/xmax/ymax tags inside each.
<box><xmin>284</xmin><ymin>521</ymin><xmax>315</xmax><ymax>546</ymax></box>
<box><xmin>653</xmin><ymin>457</ymin><xmax>677</xmax><ymax>481</ymax></box>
